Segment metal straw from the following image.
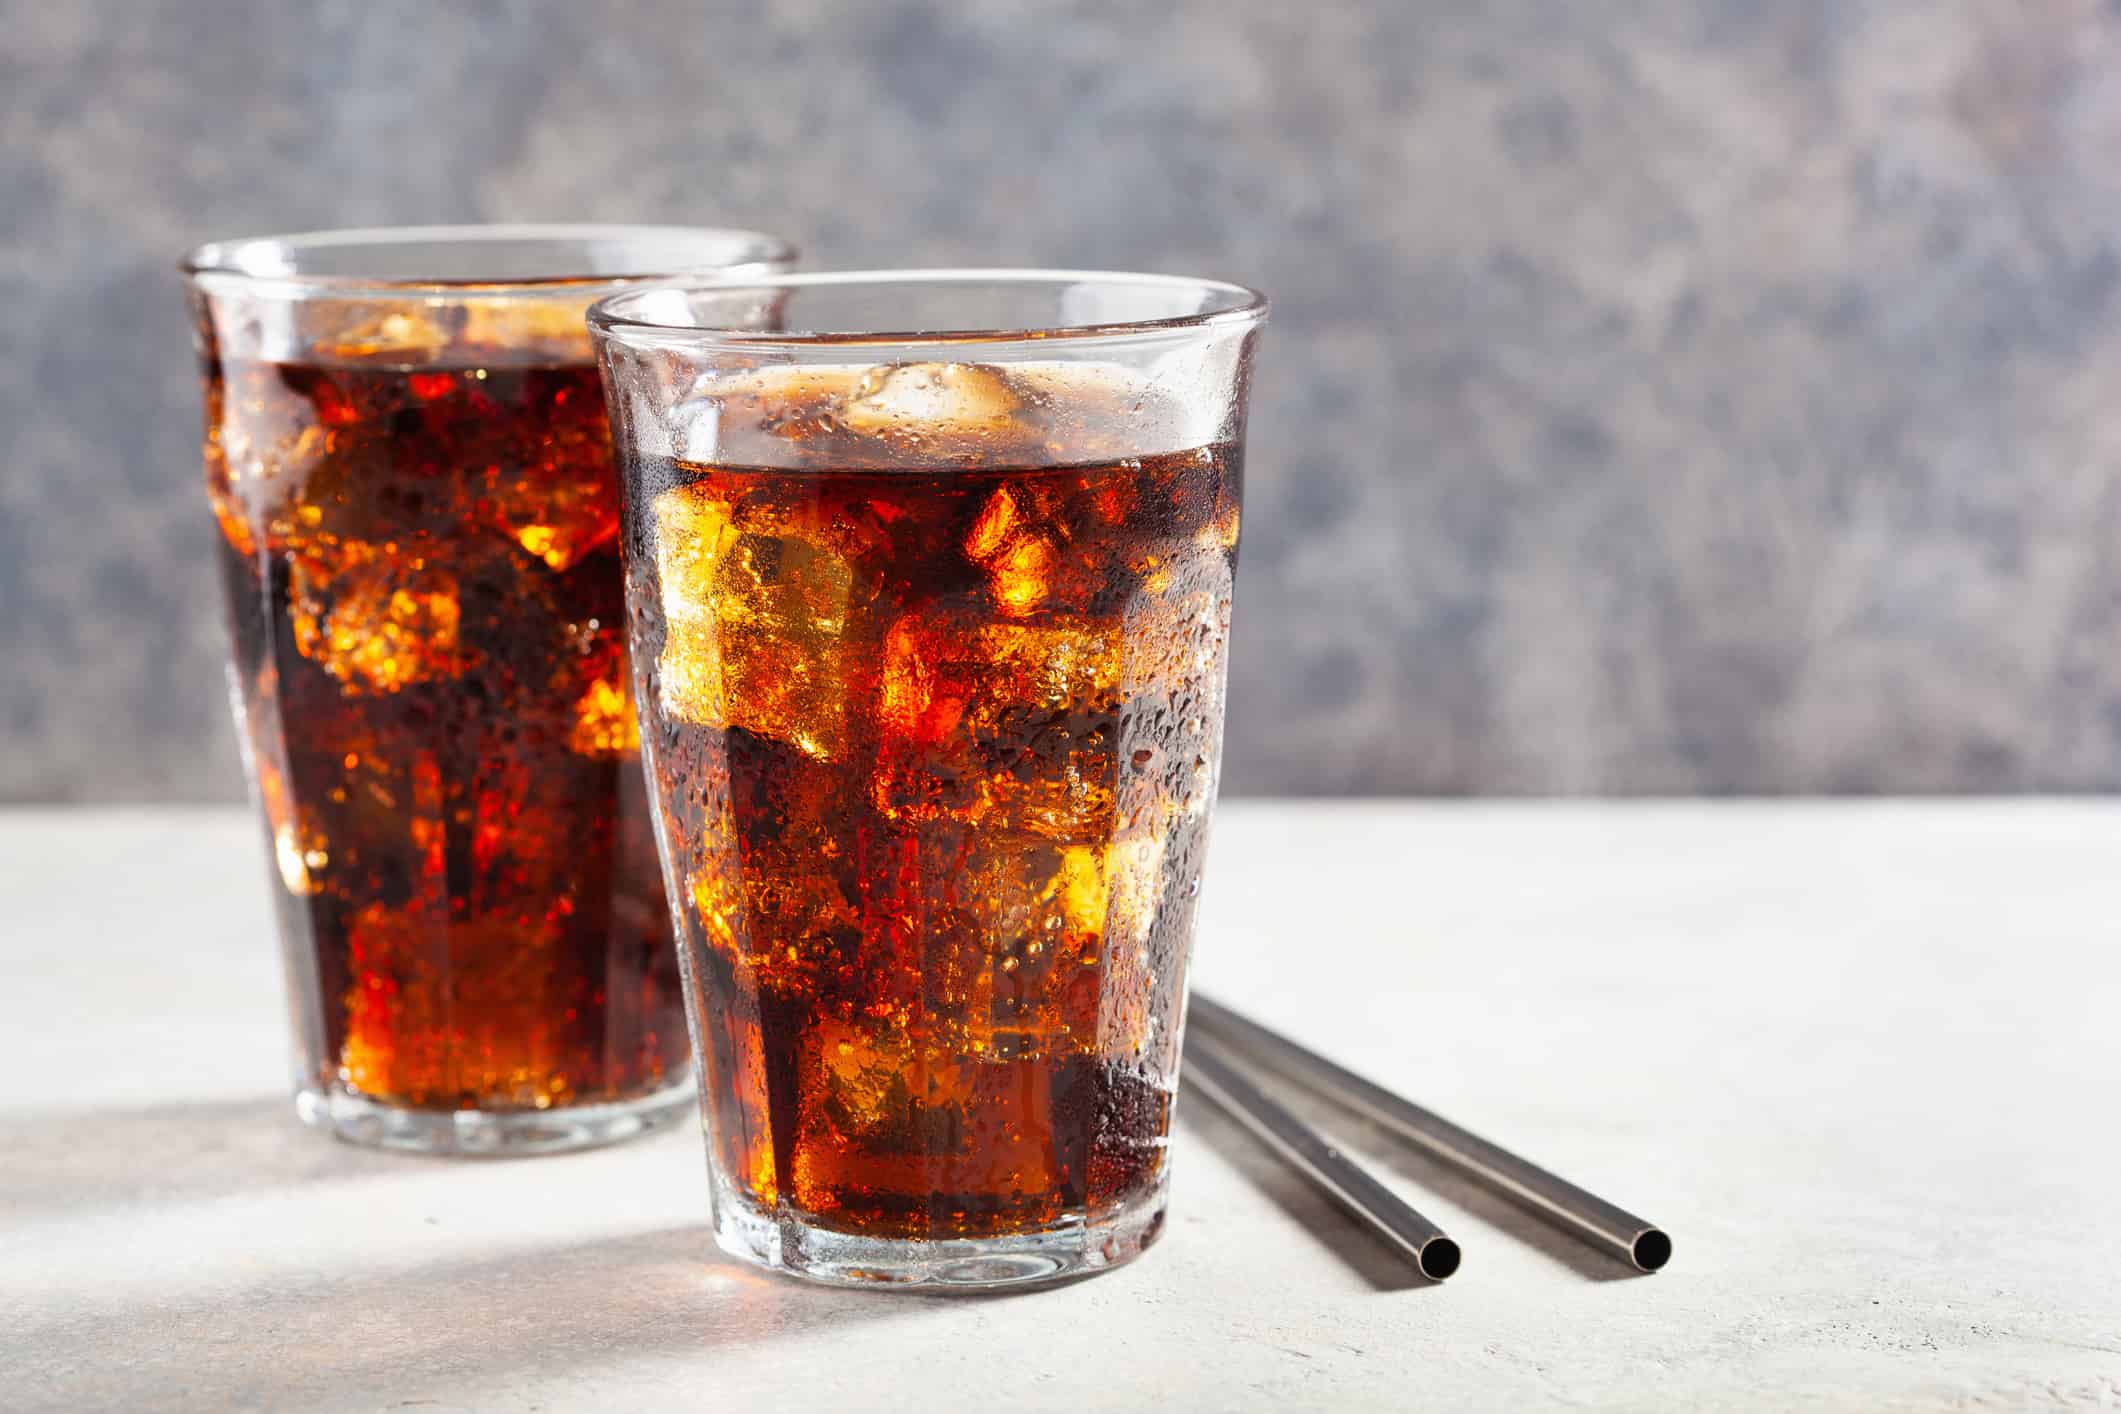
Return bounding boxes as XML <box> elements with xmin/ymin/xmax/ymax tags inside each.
<box><xmin>1189</xmin><ymin>994</ymin><xmax>1672</xmax><ymax>1274</ymax></box>
<box><xmin>1185</xmin><ymin>1028</ymin><xmax>1462</xmax><ymax>1281</ymax></box>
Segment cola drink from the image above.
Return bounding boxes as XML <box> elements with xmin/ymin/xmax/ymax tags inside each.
<box><xmin>202</xmin><ymin>330</ymin><xmax>684</xmax><ymax>1131</ymax></box>
<box><xmin>186</xmin><ymin>226</ymin><xmax>792</xmax><ymax>1153</ymax></box>
<box><xmin>617</xmin><ymin>360</ymin><xmax>1241</xmax><ymax>1247</ymax></box>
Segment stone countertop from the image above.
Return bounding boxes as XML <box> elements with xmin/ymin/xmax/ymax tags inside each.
<box><xmin>4</xmin><ymin>802</ymin><xmax>2117</xmax><ymax>1412</ymax></box>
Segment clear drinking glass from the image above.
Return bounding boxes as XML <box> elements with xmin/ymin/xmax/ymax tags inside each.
<box><xmin>184</xmin><ymin>225</ymin><xmax>795</xmax><ymax>1154</ymax></box>
<box><xmin>591</xmin><ymin>270</ymin><xmax>1266</xmax><ymax>1286</ymax></box>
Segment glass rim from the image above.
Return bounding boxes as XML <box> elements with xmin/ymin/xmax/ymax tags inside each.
<box><xmin>179</xmin><ymin>222</ymin><xmax>798</xmax><ymax>298</ymax></box>
<box><xmin>586</xmin><ymin>268</ymin><xmax>1269</xmax><ymax>349</ymax></box>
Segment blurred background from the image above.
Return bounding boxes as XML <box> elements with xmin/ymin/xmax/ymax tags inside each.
<box><xmin>8</xmin><ymin>0</ymin><xmax>2121</xmax><ymax>801</ymax></box>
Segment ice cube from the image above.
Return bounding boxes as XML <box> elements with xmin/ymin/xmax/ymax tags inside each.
<box><xmin>962</xmin><ymin>486</ymin><xmax>1020</xmax><ymax>561</ymax></box>
<box><xmin>873</xmin><ymin>614</ymin><xmax>1122</xmax><ymax>840</ymax></box>
<box><xmin>483</xmin><ymin>385</ymin><xmax>621</xmax><ymax>571</ymax></box>
<box><xmin>958</xmin><ymin>481</ymin><xmax>1116</xmax><ymax>618</ymax></box>
<box><xmin>318</xmin><ymin>305</ymin><xmax>455</xmax><ymax>362</ymax></box>
<box><xmin>837</xmin><ymin>362</ymin><xmax>1027</xmax><ymax>443</ymax></box>
<box><xmin>1096</xmin><ymin>834</ymin><xmax>1169</xmax><ymax>1060</ymax></box>
<box><xmin>459</xmin><ymin>296</ymin><xmax>596</xmax><ymax>355</ymax></box>
<box><xmin>810</xmin><ymin>1016</ymin><xmax>917</xmax><ymax>1140</ymax></box>
<box><xmin>967</xmin><ymin>515</ymin><xmax>1056</xmax><ymax>614</ymax></box>
<box><xmin>490</xmin><ymin>470</ymin><xmax>620</xmax><ymax>573</ymax></box>
<box><xmin>289</xmin><ymin>550</ymin><xmax>463</xmax><ymax>693</ymax></box>
<box><xmin>680</xmin><ymin>733</ymin><xmax>863</xmax><ymax>993</ymax></box>
<box><xmin>927</xmin><ymin>838</ymin><xmax>1113</xmax><ymax>1058</ymax></box>
<box><xmin>337</xmin><ymin>903</ymin><xmax>568</xmax><ymax>1104</ymax></box>
<box><xmin>651</xmin><ymin>486</ymin><xmax>737</xmax><ymax>725</ymax></box>
<box><xmin>718</xmin><ymin>528</ymin><xmax>856</xmax><ymax>638</ymax></box>
<box><xmin>721</xmin><ymin>538</ymin><xmax>857</xmax><ymax>758</ymax></box>
<box><xmin>208</xmin><ymin>361</ymin><xmax>343</xmax><ymax>557</ymax></box>
<box><xmin>567</xmin><ymin>673</ymin><xmax>640</xmax><ymax>758</ymax></box>
<box><xmin>1103</xmin><ymin>833</ymin><xmax>1167</xmax><ymax>950</ymax></box>
<box><xmin>690</xmin><ymin>849</ymin><xmax>859</xmax><ymax>989</ymax></box>
<box><xmin>553</xmin><ymin>614</ymin><xmax>641</xmax><ymax>758</ymax></box>
<box><xmin>1029</xmin><ymin>835</ymin><xmax>1163</xmax><ymax>955</ymax></box>
<box><xmin>650</xmin><ymin>483</ymin><xmax>856</xmax><ymax>758</ymax></box>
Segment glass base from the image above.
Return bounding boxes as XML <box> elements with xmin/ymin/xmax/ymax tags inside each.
<box><xmin>709</xmin><ymin>1172</ymin><xmax>1170</xmax><ymax>1291</ymax></box>
<box><xmin>293</xmin><ymin>1078</ymin><xmax>694</xmax><ymax>1156</ymax></box>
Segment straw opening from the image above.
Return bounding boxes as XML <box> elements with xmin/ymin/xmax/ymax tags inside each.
<box><xmin>1419</xmin><ymin>1236</ymin><xmax>1463</xmax><ymax>1282</ymax></box>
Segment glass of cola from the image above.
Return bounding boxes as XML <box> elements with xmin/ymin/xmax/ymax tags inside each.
<box><xmin>185</xmin><ymin>225</ymin><xmax>793</xmax><ymax>1154</ymax></box>
<box><xmin>591</xmin><ymin>270</ymin><xmax>1266</xmax><ymax>1286</ymax></box>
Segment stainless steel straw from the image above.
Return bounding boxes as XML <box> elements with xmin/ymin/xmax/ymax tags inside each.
<box><xmin>1189</xmin><ymin>994</ymin><xmax>1672</xmax><ymax>1274</ymax></box>
<box><xmin>1185</xmin><ymin>1028</ymin><xmax>1462</xmax><ymax>1281</ymax></box>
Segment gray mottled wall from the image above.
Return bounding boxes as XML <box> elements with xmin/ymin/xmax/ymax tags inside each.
<box><xmin>9</xmin><ymin>0</ymin><xmax>2121</xmax><ymax>801</ymax></box>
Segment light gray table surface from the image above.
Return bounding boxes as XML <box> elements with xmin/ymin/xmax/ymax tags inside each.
<box><xmin>4</xmin><ymin>802</ymin><xmax>2117</xmax><ymax>1412</ymax></box>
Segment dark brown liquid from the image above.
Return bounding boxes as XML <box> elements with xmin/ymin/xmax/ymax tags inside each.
<box><xmin>624</xmin><ymin>365</ymin><xmax>1239</xmax><ymax>1238</ymax></box>
<box><xmin>204</xmin><ymin>348</ymin><xmax>682</xmax><ymax>1110</ymax></box>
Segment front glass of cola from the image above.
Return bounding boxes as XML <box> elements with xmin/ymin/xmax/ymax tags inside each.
<box><xmin>185</xmin><ymin>226</ymin><xmax>794</xmax><ymax>1154</ymax></box>
<box><xmin>592</xmin><ymin>271</ymin><xmax>1266</xmax><ymax>1286</ymax></box>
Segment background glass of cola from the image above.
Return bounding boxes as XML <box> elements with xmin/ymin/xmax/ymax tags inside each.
<box><xmin>592</xmin><ymin>270</ymin><xmax>1266</xmax><ymax>1287</ymax></box>
<box><xmin>184</xmin><ymin>226</ymin><xmax>793</xmax><ymax>1154</ymax></box>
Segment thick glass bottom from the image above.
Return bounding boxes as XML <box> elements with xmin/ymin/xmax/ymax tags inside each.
<box><xmin>293</xmin><ymin>1078</ymin><xmax>694</xmax><ymax>1156</ymax></box>
<box><xmin>709</xmin><ymin>1170</ymin><xmax>1170</xmax><ymax>1291</ymax></box>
